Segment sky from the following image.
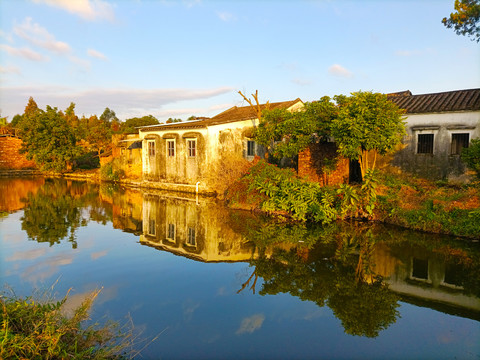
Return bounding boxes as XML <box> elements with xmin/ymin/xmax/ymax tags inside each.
<box><xmin>0</xmin><ymin>0</ymin><xmax>479</xmax><ymax>122</ymax></box>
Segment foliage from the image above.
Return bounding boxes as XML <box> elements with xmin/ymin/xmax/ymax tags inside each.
<box><xmin>166</xmin><ymin>118</ymin><xmax>182</xmax><ymax>123</ymax></box>
<box><xmin>242</xmin><ymin>160</ymin><xmax>338</xmax><ymax>223</ymax></box>
<box><xmin>121</xmin><ymin>115</ymin><xmax>159</xmax><ymax>134</ymax></box>
<box><xmin>250</xmin><ymin>234</ymin><xmax>400</xmax><ymax>338</ymax></box>
<box><xmin>19</xmin><ymin>179</ymin><xmax>100</xmax><ymax>248</ymax></box>
<box><xmin>0</xmin><ymin>287</ymin><xmax>133</xmax><ymax>359</ymax></box>
<box><xmin>100</xmin><ymin>161</ymin><xmax>124</xmax><ymax>182</ymax></box>
<box><xmin>255</xmin><ymin>97</ymin><xmax>337</xmax><ymax>159</ymax></box>
<box><xmin>17</xmin><ymin>101</ymin><xmax>81</xmax><ymax>172</ymax></box>
<box><xmin>442</xmin><ymin>0</ymin><xmax>480</xmax><ymax>42</ymax></box>
<box><xmin>461</xmin><ymin>138</ymin><xmax>480</xmax><ymax>179</ymax></box>
<box><xmin>331</xmin><ymin>91</ymin><xmax>406</xmax><ymax>178</ymax></box>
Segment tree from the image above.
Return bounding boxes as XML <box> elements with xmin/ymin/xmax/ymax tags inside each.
<box><xmin>461</xmin><ymin>138</ymin><xmax>480</xmax><ymax>179</ymax></box>
<box><xmin>331</xmin><ymin>91</ymin><xmax>406</xmax><ymax>179</ymax></box>
<box><xmin>255</xmin><ymin>97</ymin><xmax>337</xmax><ymax>159</ymax></box>
<box><xmin>121</xmin><ymin>115</ymin><xmax>159</xmax><ymax>133</ymax></box>
<box><xmin>17</xmin><ymin>102</ymin><xmax>80</xmax><ymax>172</ymax></box>
<box><xmin>166</xmin><ymin>117</ymin><xmax>182</xmax><ymax>123</ymax></box>
<box><xmin>84</xmin><ymin>115</ymin><xmax>112</xmax><ymax>157</ymax></box>
<box><xmin>442</xmin><ymin>0</ymin><xmax>480</xmax><ymax>42</ymax></box>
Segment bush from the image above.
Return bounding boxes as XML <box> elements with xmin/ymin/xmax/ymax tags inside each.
<box><xmin>0</xmin><ymin>288</ymin><xmax>132</xmax><ymax>359</ymax></box>
<box><xmin>100</xmin><ymin>161</ymin><xmax>124</xmax><ymax>181</ymax></box>
<box><xmin>461</xmin><ymin>138</ymin><xmax>480</xmax><ymax>180</ymax></box>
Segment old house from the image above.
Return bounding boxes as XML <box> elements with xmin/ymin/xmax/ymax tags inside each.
<box><xmin>138</xmin><ymin>98</ymin><xmax>304</xmax><ymax>193</ymax></box>
<box><xmin>389</xmin><ymin>88</ymin><xmax>480</xmax><ymax>181</ymax></box>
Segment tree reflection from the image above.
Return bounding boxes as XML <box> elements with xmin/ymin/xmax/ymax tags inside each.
<box><xmin>20</xmin><ymin>179</ymin><xmax>101</xmax><ymax>248</ymax></box>
<box><xmin>233</xmin><ymin>218</ymin><xmax>401</xmax><ymax>338</ymax></box>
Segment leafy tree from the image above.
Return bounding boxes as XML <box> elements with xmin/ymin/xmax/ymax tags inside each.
<box><xmin>84</xmin><ymin>115</ymin><xmax>112</xmax><ymax>157</ymax></box>
<box><xmin>442</xmin><ymin>0</ymin><xmax>480</xmax><ymax>42</ymax></box>
<box><xmin>166</xmin><ymin>117</ymin><xmax>182</xmax><ymax>123</ymax></box>
<box><xmin>331</xmin><ymin>91</ymin><xmax>406</xmax><ymax>179</ymax></box>
<box><xmin>17</xmin><ymin>101</ymin><xmax>80</xmax><ymax>172</ymax></box>
<box><xmin>461</xmin><ymin>138</ymin><xmax>480</xmax><ymax>179</ymax></box>
<box><xmin>121</xmin><ymin>115</ymin><xmax>159</xmax><ymax>133</ymax></box>
<box><xmin>255</xmin><ymin>97</ymin><xmax>337</xmax><ymax>159</ymax></box>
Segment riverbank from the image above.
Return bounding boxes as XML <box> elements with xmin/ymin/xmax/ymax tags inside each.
<box><xmin>3</xmin><ymin>165</ymin><xmax>479</xmax><ymax>239</ymax></box>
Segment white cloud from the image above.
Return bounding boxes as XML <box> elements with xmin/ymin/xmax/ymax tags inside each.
<box><xmin>87</xmin><ymin>48</ymin><xmax>108</xmax><ymax>61</ymax></box>
<box><xmin>328</xmin><ymin>64</ymin><xmax>353</xmax><ymax>78</ymax></box>
<box><xmin>0</xmin><ymin>44</ymin><xmax>48</xmax><ymax>61</ymax></box>
<box><xmin>68</xmin><ymin>55</ymin><xmax>91</xmax><ymax>71</ymax></box>
<box><xmin>217</xmin><ymin>11</ymin><xmax>235</xmax><ymax>22</ymax></box>
<box><xmin>0</xmin><ymin>85</ymin><xmax>234</xmax><ymax>120</ymax></box>
<box><xmin>14</xmin><ymin>17</ymin><xmax>71</xmax><ymax>55</ymax></box>
<box><xmin>236</xmin><ymin>313</ymin><xmax>265</xmax><ymax>335</ymax></box>
<box><xmin>33</xmin><ymin>0</ymin><xmax>115</xmax><ymax>22</ymax></box>
<box><xmin>0</xmin><ymin>65</ymin><xmax>21</xmax><ymax>75</ymax></box>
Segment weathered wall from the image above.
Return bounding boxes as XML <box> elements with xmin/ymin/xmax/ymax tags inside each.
<box><xmin>392</xmin><ymin>111</ymin><xmax>480</xmax><ymax>181</ymax></box>
<box><xmin>0</xmin><ymin>136</ymin><xmax>37</xmax><ymax>170</ymax></box>
<box><xmin>298</xmin><ymin>142</ymin><xmax>349</xmax><ymax>185</ymax></box>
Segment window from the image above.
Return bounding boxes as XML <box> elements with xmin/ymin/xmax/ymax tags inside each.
<box><xmin>417</xmin><ymin>134</ymin><xmax>434</xmax><ymax>154</ymax></box>
<box><xmin>167</xmin><ymin>139</ymin><xmax>175</xmax><ymax>157</ymax></box>
<box><xmin>451</xmin><ymin>133</ymin><xmax>469</xmax><ymax>155</ymax></box>
<box><xmin>411</xmin><ymin>258</ymin><xmax>428</xmax><ymax>281</ymax></box>
<box><xmin>167</xmin><ymin>223</ymin><xmax>175</xmax><ymax>240</ymax></box>
<box><xmin>148</xmin><ymin>141</ymin><xmax>155</xmax><ymax>156</ymax></box>
<box><xmin>148</xmin><ymin>219</ymin><xmax>156</xmax><ymax>235</ymax></box>
<box><xmin>187</xmin><ymin>139</ymin><xmax>196</xmax><ymax>157</ymax></box>
<box><xmin>247</xmin><ymin>140</ymin><xmax>255</xmax><ymax>157</ymax></box>
<box><xmin>187</xmin><ymin>227</ymin><xmax>196</xmax><ymax>246</ymax></box>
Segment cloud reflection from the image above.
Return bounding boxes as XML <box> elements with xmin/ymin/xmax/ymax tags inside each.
<box><xmin>236</xmin><ymin>313</ymin><xmax>265</xmax><ymax>335</ymax></box>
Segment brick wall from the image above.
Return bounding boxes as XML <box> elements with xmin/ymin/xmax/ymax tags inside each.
<box><xmin>298</xmin><ymin>142</ymin><xmax>349</xmax><ymax>186</ymax></box>
<box><xmin>0</xmin><ymin>136</ymin><xmax>37</xmax><ymax>170</ymax></box>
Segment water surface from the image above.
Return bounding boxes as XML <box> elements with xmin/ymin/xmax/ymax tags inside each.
<box><xmin>1</xmin><ymin>177</ymin><xmax>479</xmax><ymax>359</ymax></box>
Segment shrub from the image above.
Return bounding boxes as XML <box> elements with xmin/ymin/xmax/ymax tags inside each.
<box><xmin>0</xmin><ymin>288</ymin><xmax>133</xmax><ymax>359</ymax></box>
<box><xmin>461</xmin><ymin>138</ymin><xmax>480</xmax><ymax>180</ymax></box>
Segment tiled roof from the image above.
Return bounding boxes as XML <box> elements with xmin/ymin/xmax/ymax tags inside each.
<box><xmin>387</xmin><ymin>88</ymin><xmax>480</xmax><ymax>114</ymax></box>
<box><xmin>139</xmin><ymin>98</ymin><xmax>303</xmax><ymax>132</ymax></box>
<box><xmin>207</xmin><ymin>98</ymin><xmax>303</xmax><ymax>124</ymax></box>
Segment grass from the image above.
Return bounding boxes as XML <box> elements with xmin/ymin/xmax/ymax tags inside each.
<box><xmin>0</xmin><ymin>285</ymin><xmax>158</xmax><ymax>359</ymax></box>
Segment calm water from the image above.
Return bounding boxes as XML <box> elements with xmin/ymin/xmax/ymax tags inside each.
<box><xmin>1</xmin><ymin>177</ymin><xmax>479</xmax><ymax>359</ymax></box>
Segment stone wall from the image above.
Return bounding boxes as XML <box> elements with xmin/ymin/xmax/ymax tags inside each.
<box><xmin>298</xmin><ymin>142</ymin><xmax>349</xmax><ymax>186</ymax></box>
<box><xmin>0</xmin><ymin>136</ymin><xmax>37</xmax><ymax>170</ymax></box>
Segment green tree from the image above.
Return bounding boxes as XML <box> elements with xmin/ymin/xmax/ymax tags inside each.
<box><xmin>442</xmin><ymin>0</ymin><xmax>480</xmax><ymax>42</ymax></box>
<box><xmin>461</xmin><ymin>138</ymin><xmax>480</xmax><ymax>179</ymax></box>
<box><xmin>331</xmin><ymin>91</ymin><xmax>406</xmax><ymax>179</ymax></box>
<box><xmin>85</xmin><ymin>115</ymin><xmax>112</xmax><ymax>157</ymax></box>
<box><xmin>255</xmin><ymin>97</ymin><xmax>337</xmax><ymax>159</ymax></box>
<box><xmin>121</xmin><ymin>115</ymin><xmax>159</xmax><ymax>133</ymax></box>
<box><xmin>17</xmin><ymin>101</ymin><xmax>80</xmax><ymax>172</ymax></box>
<box><xmin>166</xmin><ymin>117</ymin><xmax>182</xmax><ymax>123</ymax></box>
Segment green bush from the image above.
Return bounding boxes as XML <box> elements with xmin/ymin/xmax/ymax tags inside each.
<box><xmin>461</xmin><ymin>138</ymin><xmax>480</xmax><ymax>179</ymax></box>
<box><xmin>100</xmin><ymin>161</ymin><xmax>124</xmax><ymax>181</ymax></box>
<box><xmin>243</xmin><ymin>160</ymin><xmax>338</xmax><ymax>223</ymax></box>
<box><xmin>1</xmin><ymin>288</ymin><xmax>132</xmax><ymax>359</ymax></box>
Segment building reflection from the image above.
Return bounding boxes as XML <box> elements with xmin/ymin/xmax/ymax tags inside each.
<box><xmin>140</xmin><ymin>193</ymin><xmax>258</xmax><ymax>262</ymax></box>
<box><xmin>135</xmin><ymin>193</ymin><xmax>480</xmax><ymax>319</ymax></box>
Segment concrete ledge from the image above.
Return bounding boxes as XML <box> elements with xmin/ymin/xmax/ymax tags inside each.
<box><xmin>0</xmin><ymin>169</ymin><xmax>42</xmax><ymax>177</ymax></box>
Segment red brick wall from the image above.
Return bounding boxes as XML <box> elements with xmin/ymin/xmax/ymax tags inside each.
<box><xmin>0</xmin><ymin>136</ymin><xmax>37</xmax><ymax>170</ymax></box>
<box><xmin>298</xmin><ymin>143</ymin><xmax>349</xmax><ymax>186</ymax></box>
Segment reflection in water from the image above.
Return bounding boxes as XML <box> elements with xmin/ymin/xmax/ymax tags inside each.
<box><xmin>2</xmin><ymin>177</ymin><xmax>479</xmax><ymax>339</ymax></box>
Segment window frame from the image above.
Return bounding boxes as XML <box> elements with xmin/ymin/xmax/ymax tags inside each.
<box><xmin>247</xmin><ymin>140</ymin><xmax>256</xmax><ymax>157</ymax></box>
<box><xmin>187</xmin><ymin>139</ymin><xmax>197</xmax><ymax>158</ymax></box>
<box><xmin>450</xmin><ymin>133</ymin><xmax>469</xmax><ymax>155</ymax></box>
<box><xmin>147</xmin><ymin>140</ymin><xmax>156</xmax><ymax>157</ymax></box>
<box><xmin>186</xmin><ymin>226</ymin><xmax>196</xmax><ymax>246</ymax></box>
<box><xmin>417</xmin><ymin>133</ymin><xmax>434</xmax><ymax>154</ymax></box>
<box><xmin>166</xmin><ymin>139</ymin><xmax>175</xmax><ymax>157</ymax></box>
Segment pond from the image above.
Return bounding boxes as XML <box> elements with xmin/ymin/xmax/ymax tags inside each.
<box><xmin>1</xmin><ymin>177</ymin><xmax>479</xmax><ymax>359</ymax></box>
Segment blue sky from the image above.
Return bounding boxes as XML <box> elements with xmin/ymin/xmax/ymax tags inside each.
<box><xmin>1</xmin><ymin>0</ymin><xmax>479</xmax><ymax>122</ymax></box>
